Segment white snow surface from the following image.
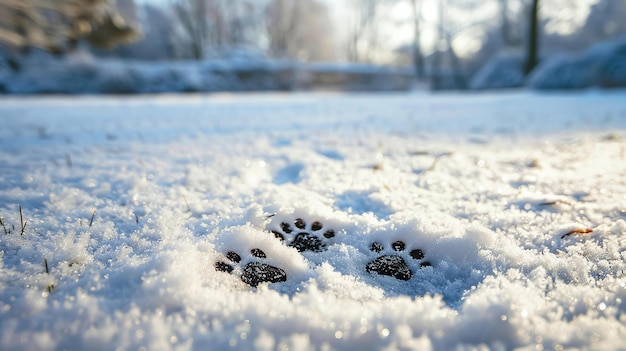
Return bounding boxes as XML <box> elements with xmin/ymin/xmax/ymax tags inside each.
<box><xmin>1</xmin><ymin>91</ymin><xmax>626</xmax><ymax>350</ymax></box>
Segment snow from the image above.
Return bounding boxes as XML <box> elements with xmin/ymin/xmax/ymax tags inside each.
<box><xmin>470</xmin><ymin>37</ymin><xmax>626</xmax><ymax>91</ymax></box>
<box><xmin>528</xmin><ymin>37</ymin><xmax>626</xmax><ymax>90</ymax></box>
<box><xmin>2</xmin><ymin>55</ymin><xmax>413</xmax><ymax>95</ymax></box>
<box><xmin>469</xmin><ymin>51</ymin><xmax>526</xmax><ymax>90</ymax></box>
<box><xmin>1</xmin><ymin>91</ymin><xmax>626</xmax><ymax>350</ymax></box>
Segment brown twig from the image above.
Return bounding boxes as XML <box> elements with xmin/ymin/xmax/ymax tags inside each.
<box><xmin>540</xmin><ymin>200</ymin><xmax>573</xmax><ymax>207</ymax></box>
<box><xmin>424</xmin><ymin>152</ymin><xmax>453</xmax><ymax>173</ymax></box>
<box><xmin>44</xmin><ymin>257</ymin><xmax>54</xmax><ymax>293</ymax></box>
<box><xmin>89</xmin><ymin>210</ymin><xmax>96</xmax><ymax>227</ymax></box>
<box><xmin>19</xmin><ymin>204</ymin><xmax>27</xmax><ymax>235</ymax></box>
<box><xmin>0</xmin><ymin>214</ymin><xmax>9</xmax><ymax>235</ymax></box>
<box><xmin>561</xmin><ymin>228</ymin><xmax>593</xmax><ymax>239</ymax></box>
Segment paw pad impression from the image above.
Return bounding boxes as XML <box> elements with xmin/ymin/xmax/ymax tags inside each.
<box><xmin>270</xmin><ymin>218</ymin><xmax>336</xmax><ymax>252</ymax></box>
<box><xmin>215</xmin><ymin>248</ymin><xmax>287</xmax><ymax>287</ymax></box>
<box><xmin>366</xmin><ymin>240</ymin><xmax>431</xmax><ymax>281</ymax></box>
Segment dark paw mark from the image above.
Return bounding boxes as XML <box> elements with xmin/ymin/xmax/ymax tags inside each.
<box><xmin>366</xmin><ymin>240</ymin><xmax>431</xmax><ymax>281</ymax></box>
<box><xmin>270</xmin><ymin>218</ymin><xmax>336</xmax><ymax>252</ymax></box>
<box><xmin>215</xmin><ymin>248</ymin><xmax>287</xmax><ymax>287</ymax></box>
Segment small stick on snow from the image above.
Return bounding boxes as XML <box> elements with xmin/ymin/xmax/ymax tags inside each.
<box><xmin>0</xmin><ymin>214</ymin><xmax>9</xmax><ymax>235</ymax></box>
<box><xmin>424</xmin><ymin>152</ymin><xmax>453</xmax><ymax>174</ymax></box>
<box><xmin>89</xmin><ymin>210</ymin><xmax>96</xmax><ymax>227</ymax></box>
<box><xmin>134</xmin><ymin>212</ymin><xmax>139</xmax><ymax>224</ymax></box>
<box><xmin>44</xmin><ymin>258</ymin><xmax>55</xmax><ymax>293</ymax></box>
<box><xmin>540</xmin><ymin>200</ymin><xmax>572</xmax><ymax>207</ymax></box>
<box><xmin>19</xmin><ymin>204</ymin><xmax>27</xmax><ymax>236</ymax></box>
<box><xmin>561</xmin><ymin>228</ymin><xmax>593</xmax><ymax>239</ymax></box>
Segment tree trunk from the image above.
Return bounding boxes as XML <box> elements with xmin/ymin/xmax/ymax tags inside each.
<box><xmin>410</xmin><ymin>0</ymin><xmax>425</xmax><ymax>79</ymax></box>
<box><xmin>524</xmin><ymin>0</ymin><xmax>539</xmax><ymax>75</ymax></box>
<box><xmin>430</xmin><ymin>0</ymin><xmax>445</xmax><ymax>88</ymax></box>
<box><xmin>446</xmin><ymin>32</ymin><xmax>466</xmax><ymax>89</ymax></box>
<box><xmin>499</xmin><ymin>0</ymin><xmax>515</xmax><ymax>46</ymax></box>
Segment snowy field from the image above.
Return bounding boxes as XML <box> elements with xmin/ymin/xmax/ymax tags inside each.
<box><xmin>1</xmin><ymin>91</ymin><xmax>626</xmax><ymax>350</ymax></box>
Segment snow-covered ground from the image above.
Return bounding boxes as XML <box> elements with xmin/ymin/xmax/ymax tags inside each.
<box><xmin>1</xmin><ymin>91</ymin><xmax>625</xmax><ymax>350</ymax></box>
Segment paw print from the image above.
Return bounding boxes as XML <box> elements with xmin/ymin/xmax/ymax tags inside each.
<box><xmin>215</xmin><ymin>248</ymin><xmax>287</xmax><ymax>287</ymax></box>
<box><xmin>366</xmin><ymin>241</ymin><xmax>431</xmax><ymax>281</ymax></box>
<box><xmin>269</xmin><ymin>218</ymin><xmax>336</xmax><ymax>252</ymax></box>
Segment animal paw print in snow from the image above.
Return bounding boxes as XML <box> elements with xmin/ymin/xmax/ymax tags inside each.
<box><xmin>366</xmin><ymin>241</ymin><xmax>431</xmax><ymax>281</ymax></box>
<box><xmin>270</xmin><ymin>218</ymin><xmax>336</xmax><ymax>252</ymax></box>
<box><xmin>215</xmin><ymin>248</ymin><xmax>287</xmax><ymax>287</ymax></box>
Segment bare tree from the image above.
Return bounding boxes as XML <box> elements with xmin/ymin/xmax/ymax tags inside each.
<box><xmin>221</xmin><ymin>1</ymin><xmax>260</xmax><ymax>46</ymax></box>
<box><xmin>346</xmin><ymin>0</ymin><xmax>378</xmax><ymax>63</ymax></box>
<box><xmin>265</xmin><ymin>0</ymin><xmax>300</xmax><ymax>58</ymax></box>
<box><xmin>498</xmin><ymin>0</ymin><xmax>522</xmax><ymax>47</ymax></box>
<box><xmin>0</xmin><ymin>0</ymin><xmax>140</xmax><ymax>53</ymax></box>
<box><xmin>173</xmin><ymin>0</ymin><xmax>211</xmax><ymax>59</ymax></box>
<box><xmin>524</xmin><ymin>0</ymin><xmax>539</xmax><ymax>75</ymax></box>
<box><xmin>409</xmin><ymin>0</ymin><xmax>425</xmax><ymax>79</ymax></box>
<box><xmin>578</xmin><ymin>0</ymin><xmax>626</xmax><ymax>44</ymax></box>
<box><xmin>173</xmin><ymin>0</ymin><xmax>266</xmax><ymax>60</ymax></box>
<box><xmin>430</xmin><ymin>0</ymin><xmax>468</xmax><ymax>89</ymax></box>
<box><xmin>265</xmin><ymin>0</ymin><xmax>336</xmax><ymax>61</ymax></box>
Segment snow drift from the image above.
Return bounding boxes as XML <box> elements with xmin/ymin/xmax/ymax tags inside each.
<box><xmin>471</xmin><ymin>37</ymin><xmax>626</xmax><ymax>91</ymax></box>
<box><xmin>0</xmin><ymin>54</ymin><xmax>413</xmax><ymax>95</ymax></box>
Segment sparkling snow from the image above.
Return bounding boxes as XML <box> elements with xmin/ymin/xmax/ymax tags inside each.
<box><xmin>1</xmin><ymin>91</ymin><xmax>625</xmax><ymax>350</ymax></box>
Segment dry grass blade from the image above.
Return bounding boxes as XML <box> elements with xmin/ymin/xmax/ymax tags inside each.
<box><xmin>19</xmin><ymin>204</ymin><xmax>27</xmax><ymax>235</ymax></box>
<box><xmin>424</xmin><ymin>152</ymin><xmax>453</xmax><ymax>174</ymax></box>
<box><xmin>0</xmin><ymin>213</ymin><xmax>9</xmax><ymax>235</ymax></box>
<box><xmin>89</xmin><ymin>210</ymin><xmax>96</xmax><ymax>227</ymax></box>
<box><xmin>540</xmin><ymin>200</ymin><xmax>573</xmax><ymax>207</ymax></box>
<box><xmin>561</xmin><ymin>228</ymin><xmax>593</xmax><ymax>239</ymax></box>
<box><xmin>44</xmin><ymin>257</ymin><xmax>54</xmax><ymax>293</ymax></box>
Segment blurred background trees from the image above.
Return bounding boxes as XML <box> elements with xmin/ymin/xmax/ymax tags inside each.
<box><xmin>265</xmin><ymin>0</ymin><xmax>335</xmax><ymax>61</ymax></box>
<box><xmin>3</xmin><ymin>0</ymin><xmax>625</xmax><ymax>67</ymax></box>
<box><xmin>1</xmin><ymin>0</ymin><xmax>626</xmax><ymax>91</ymax></box>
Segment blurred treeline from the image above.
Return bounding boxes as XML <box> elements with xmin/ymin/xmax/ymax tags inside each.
<box><xmin>1</xmin><ymin>0</ymin><xmax>626</xmax><ymax>91</ymax></box>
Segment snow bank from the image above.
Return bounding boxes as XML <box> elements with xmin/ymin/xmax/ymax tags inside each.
<box><xmin>529</xmin><ymin>37</ymin><xmax>626</xmax><ymax>90</ymax></box>
<box><xmin>0</xmin><ymin>92</ymin><xmax>626</xmax><ymax>350</ymax></box>
<box><xmin>2</xmin><ymin>56</ymin><xmax>413</xmax><ymax>94</ymax></box>
<box><xmin>5</xmin><ymin>58</ymin><xmax>237</xmax><ymax>94</ymax></box>
<box><xmin>470</xmin><ymin>37</ymin><xmax>626</xmax><ymax>91</ymax></box>
<box><xmin>299</xmin><ymin>63</ymin><xmax>414</xmax><ymax>91</ymax></box>
<box><xmin>469</xmin><ymin>51</ymin><xmax>526</xmax><ymax>90</ymax></box>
